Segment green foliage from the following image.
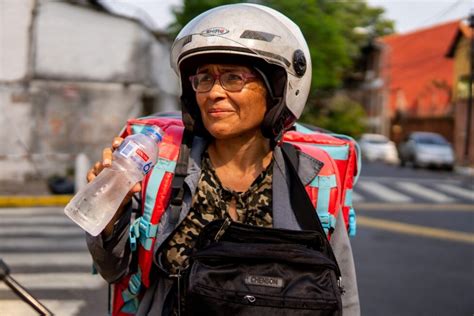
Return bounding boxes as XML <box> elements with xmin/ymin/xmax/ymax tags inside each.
<box><xmin>301</xmin><ymin>95</ymin><xmax>367</xmax><ymax>138</ymax></box>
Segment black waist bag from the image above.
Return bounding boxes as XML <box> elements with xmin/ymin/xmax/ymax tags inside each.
<box><xmin>185</xmin><ymin>220</ymin><xmax>343</xmax><ymax>316</ymax></box>
<box><xmin>183</xmin><ymin>144</ymin><xmax>343</xmax><ymax>316</ymax></box>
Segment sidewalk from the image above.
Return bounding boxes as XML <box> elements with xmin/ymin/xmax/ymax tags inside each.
<box><xmin>0</xmin><ymin>179</ymin><xmax>72</xmax><ymax>207</ymax></box>
<box><xmin>455</xmin><ymin>165</ymin><xmax>474</xmax><ymax>176</ymax></box>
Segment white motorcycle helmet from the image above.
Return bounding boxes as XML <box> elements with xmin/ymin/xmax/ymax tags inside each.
<box><xmin>170</xmin><ymin>3</ymin><xmax>312</xmax><ymax>140</ymax></box>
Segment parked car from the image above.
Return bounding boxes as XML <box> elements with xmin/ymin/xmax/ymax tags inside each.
<box><xmin>358</xmin><ymin>133</ymin><xmax>399</xmax><ymax>164</ymax></box>
<box><xmin>398</xmin><ymin>132</ymin><xmax>455</xmax><ymax>170</ymax></box>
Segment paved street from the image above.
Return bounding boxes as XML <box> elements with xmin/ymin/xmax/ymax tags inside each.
<box><xmin>0</xmin><ymin>207</ymin><xmax>108</xmax><ymax>316</ymax></box>
<box><xmin>0</xmin><ymin>161</ymin><xmax>472</xmax><ymax>315</ymax></box>
<box><xmin>353</xmin><ymin>161</ymin><xmax>473</xmax><ymax>316</ymax></box>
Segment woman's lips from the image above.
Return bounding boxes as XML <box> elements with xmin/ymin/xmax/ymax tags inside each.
<box><xmin>207</xmin><ymin>108</ymin><xmax>233</xmax><ymax>117</ymax></box>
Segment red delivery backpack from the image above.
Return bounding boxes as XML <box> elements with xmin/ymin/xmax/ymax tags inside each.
<box><xmin>105</xmin><ymin>112</ymin><xmax>360</xmax><ymax>315</ymax></box>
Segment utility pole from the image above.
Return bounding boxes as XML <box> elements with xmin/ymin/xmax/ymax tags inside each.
<box><xmin>465</xmin><ymin>11</ymin><xmax>474</xmax><ymax>164</ymax></box>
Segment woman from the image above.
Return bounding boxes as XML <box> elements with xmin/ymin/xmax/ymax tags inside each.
<box><xmin>86</xmin><ymin>3</ymin><xmax>360</xmax><ymax>315</ymax></box>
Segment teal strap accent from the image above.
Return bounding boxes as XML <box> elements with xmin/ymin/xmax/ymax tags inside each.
<box><xmin>348</xmin><ymin>207</ymin><xmax>357</xmax><ymax>237</ymax></box>
<box><xmin>131</xmin><ymin>124</ymin><xmax>148</xmax><ymax>135</ymax></box>
<box><xmin>313</xmin><ymin>144</ymin><xmax>349</xmax><ymax>160</ymax></box>
<box><xmin>121</xmin><ymin>298</ymin><xmax>140</xmax><ymax>314</ymax></box>
<box><xmin>129</xmin><ymin>217</ymin><xmax>159</xmax><ymax>251</ymax></box>
<box><xmin>331</xmin><ymin>133</ymin><xmax>362</xmax><ymax>184</ymax></box>
<box><xmin>294</xmin><ymin>123</ymin><xmax>316</xmax><ymax>134</ymax></box>
<box><xmin>121</xmin><ymin>269</ymin><xmax>142</xmax><ymax>314</ymax></box>
<box><xmin>143</xmin><ymin>158</ymin><xmax>177</xmax><ymax>222</ymax></box>
<box><xmin>129</xmin><ymin>158</ymin><xmax>177</xmax><ymax>251</ymax></box>
<box><xmin>345</xmin><ymin>189</ymin><xmax>353</xmax><ymax>207</ymax></box>
<box><xmin>344</xmin><ymin>189</ymin><xmax>357</xmax><ymax>237</ymax></box>
<box><xmin>310</xmin><ymin>175</ymin><xmax>338</xmax><ymax>233</ymax></box>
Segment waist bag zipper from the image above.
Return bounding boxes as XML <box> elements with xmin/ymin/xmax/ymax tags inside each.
<box><xmin>170</xmin><ymin>267</ymin><xmax>186</xmax><ymax>316</ymax></box>
<box><xmin>214</xmin><ymin>217</ymin><xmax>232</xmax><ymax>241</ymax></box>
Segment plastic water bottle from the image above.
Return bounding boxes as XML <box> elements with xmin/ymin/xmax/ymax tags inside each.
<box><xmin>64</xmin><ymin>125</ymin><xmax>163</xmax><ymax>236</ymax></box>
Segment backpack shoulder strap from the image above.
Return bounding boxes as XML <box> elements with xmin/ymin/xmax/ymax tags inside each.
<box><xmin>280</xmin><ymin>143</ymin><xmax>342</xmax><ymax>280</ymax></box>
<box><xmin>114</xmin><ymin>113</ymin><xmax>187</xmax><ymax>315</ymax></box>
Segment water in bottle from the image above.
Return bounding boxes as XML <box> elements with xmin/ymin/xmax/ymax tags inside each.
<box><xmin>64</xmin><ymin>125</ymin><xmax>163</xmax><ymax>236</ymax></box>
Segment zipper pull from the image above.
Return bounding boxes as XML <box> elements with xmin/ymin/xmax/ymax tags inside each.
<box><xmin>214</xmin><ymin>218</ymin><xmax>232</xmax><ymax>242</ymax></box>
<box><xmin>337</xmin><ymin>277</ymin><xmax>345</xmax><ymax>294</ymax></box>
<box><xmin>170</xmin><ymin>268</ymin><xmax>182</xmax><ymax>316</ymax></box>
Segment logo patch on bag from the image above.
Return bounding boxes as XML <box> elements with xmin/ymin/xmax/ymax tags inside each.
<box><xmin>244</xmin><ymin>275</ymin><xmax>284</xmax><ymax>288</ymax></box>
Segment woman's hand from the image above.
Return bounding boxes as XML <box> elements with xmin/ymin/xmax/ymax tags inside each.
<box><xmin>86</xmin><ymin>137</ymin><xmax>142</xmax><ymax>237</ymax></box>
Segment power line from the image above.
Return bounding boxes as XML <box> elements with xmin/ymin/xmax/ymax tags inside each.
<box><xmin>416</xmin><ymin>0</ymin><xmax>465</xmax><ymax>29</ymax></box>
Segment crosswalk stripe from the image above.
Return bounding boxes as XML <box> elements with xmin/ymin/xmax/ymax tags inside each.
<box><xmin>0</xmin><ymin>207</ymin><xmax>63</xmax><ymax>216</ymax></box>
<box><xmin>0</xmin><ymin>238</ymin><xmax>86</xmax><ymax>251</ymax></box>
<box><xmin>435</xmin><ymin>183</ymin><xmax>474</xmax><ymax>201</ymax></box>
<box><xmin>1</xmin><ymin>216</ymin><xmax>74</xmax><ymax>225</ymax></box>
<box><xmin>0</xmin><ymin>273</ymin><xmax>106</xmax><ymax>290</ymax></box>
<box><xmin>0</xmin><ymin>300</ymin><xmax>85</xmax><ymax>316</ymax></box>
<box><xmin>357</xmin><ymin>181</ymin><xmax>413</xmax><ymax>203</ymax></box>
<box><xmin>396</xmin><ymin>182</ymin><xmax>455</xmax><ymax>203</ymax></box>
<box><xmin>1</xmin><ymin>252</ymin><xmax>92</xmax><ymax>267</ymax></box>
<box><xmin>351</xmin><ymin>191</ymin><xmax>364</xmax><ymax>202</ymax></box>
<box><xmin>0</xmin><ymin>226</ymin><xmax>83</xmax><ymax>236</ymax></box>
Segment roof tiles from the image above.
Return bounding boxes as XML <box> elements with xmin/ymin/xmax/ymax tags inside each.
<box><xmin>379</xmin><ymin>20</ymin><xmax>460</xmax><ymax>117</ymax></box>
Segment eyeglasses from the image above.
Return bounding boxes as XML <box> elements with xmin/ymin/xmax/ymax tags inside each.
<box><xmin>189</xmin><ymin>72</ymin><xmax>257</xmax><ymax>92</ymax></box>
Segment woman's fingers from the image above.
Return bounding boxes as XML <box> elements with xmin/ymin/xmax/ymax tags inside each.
<box><xmin>102</xmin><ymin>147</ymin><xmax>113</xmax><ymax>167</ymax></box>
<box><xmin>86</xmin><ymin>161</ymin><xmax>102</xmax><ymax>183</ymax></box>
<box><xmin>88</xmin><ymin>136</ymin><xmax>123</xmax><ymax>181</ymax></box>
<box><xmin>112</xmin><ymin>137</ymin><xmax>123</xmax><ymax>149</ymax></box>
<box><xmin>131</xmin><ymin>182</ymin><xmax>142</xmax><ymax>194</ymax></box>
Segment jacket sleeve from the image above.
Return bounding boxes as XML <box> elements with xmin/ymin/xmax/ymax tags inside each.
<box><xmin>330</xmin><ymin>211</ymin><xmax>360</xmax><ymax>316</ymax></box>
<box><xmin>85</xmin><ymin>200</ymin><xmax>136</xmax><ymax>283</ymax></box>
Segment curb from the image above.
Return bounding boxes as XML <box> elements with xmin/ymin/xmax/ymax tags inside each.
<box><xmin>0</xmin><ymin>195</ymin><xmax>72</xmax><ymax>207</ymax></box>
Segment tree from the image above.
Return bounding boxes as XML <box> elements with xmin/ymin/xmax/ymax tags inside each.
<box><xmin>302</xmin><ymin>94</ymin><xmax>367</xmax><ymax>137</ymax></box>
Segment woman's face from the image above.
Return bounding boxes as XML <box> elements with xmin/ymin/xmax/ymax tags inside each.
<box><xmin>194</xmin><ymin>64</ymin><xmax>268</xmax><ymax>140</ymax></box>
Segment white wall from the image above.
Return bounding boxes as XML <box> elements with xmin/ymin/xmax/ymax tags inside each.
<box><xmin>0</xmin><ymin>1</ymin><xmax>180</xmax><ymax>181</ymax></box>
<box><xmin>0</xmin><ymin>0</ymin><xmax>35</xmax><ymax>81</ymax></box>
<box><xmin>150</xmin><ymin>39</ymin><xmax>179</xmax><ymax>111</ymax></box>
<box><xmin>34</xmin><ymin>1</ymin><xmax>156</xmax><ymax>84</ymax></box>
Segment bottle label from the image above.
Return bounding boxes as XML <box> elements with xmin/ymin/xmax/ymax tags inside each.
<box><xmin>118</xmin><ymin>141</ymin><xmax>154</xmax><ymax>175</ymax></box>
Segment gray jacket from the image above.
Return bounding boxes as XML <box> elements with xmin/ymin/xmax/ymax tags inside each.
<box><xmin>86</xmin><ymin>137</ymin><xmax>360</xmax><ymax>315</ymax></box>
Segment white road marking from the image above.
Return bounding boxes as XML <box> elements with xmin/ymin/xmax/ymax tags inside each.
<box><xmin>357</xmin><ymin>181</ymin><xmax>413</xmax><ymax>203</ymax></box>
<box><xmin>0</xmin><ymin>226</ymin><xmax>83</xmax><ymax>236</ymax></box>
<box><xmin>351</xmin><ymin>191</ymin><xmax>364</xmax><ymax>202</ymax></box>
<box><xmin>1</xmin><ymin>252</ymin><xmax>92</xmax><ymax>267</ymax></box>
<box><xmin>0</xmin><ymin>216</ymin><xmax>74</xmax><ymax>225</ymax></box>
<box><xmin>0</xmin><ymin>300</ymin><xmax>85</xmax><ymax>316</ymax></box>
<box><xmin>0</xmin><ymin>238</ymin><xmax>86</xmax><ymax>251</ymax></box>
<box><xmin>396</xmin><ymin>182</ymin><xmax>455</xmax><ymax>203</ymax></box>
<box><xmin>0</xmin><ymin>273</ymin><xmax>106</xmax><ymax>290</ymax></box>
<box><xmin>0</xmin><ymin>207</ymin><xmax>63</xmax><ymax>216</ymax></box>
<box><xmin>435</xmin><ymin>183</ymin><xmax>474</xmax><ymax>201</ymax></box>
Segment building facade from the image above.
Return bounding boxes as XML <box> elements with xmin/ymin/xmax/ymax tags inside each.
<box><xmin>0</xmin><ymin>0</ymin><xmax>179</xmax><ymax>181</ymax></box>
<box><xmin>447</xmin><ymin>19</ymin><xmax>474</xmax><ymax>166</ymax></box>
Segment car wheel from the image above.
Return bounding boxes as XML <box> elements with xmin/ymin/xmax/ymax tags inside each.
<box><xmin>400</xmin><ymin>159</ymin><xmax>406</xmax><ymax>167</ymax></box>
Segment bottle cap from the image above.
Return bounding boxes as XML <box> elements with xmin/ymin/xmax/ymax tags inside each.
<box><xmin>143</xmin><ymin>125</ymin><xmax>163</xmax><ymax>142</ymax></box>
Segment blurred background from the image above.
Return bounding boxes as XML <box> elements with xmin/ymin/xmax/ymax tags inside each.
<box><xmin>0</xmin><ymin>0</ymin><xmax>472</xmax><ymax>315</ymax></box>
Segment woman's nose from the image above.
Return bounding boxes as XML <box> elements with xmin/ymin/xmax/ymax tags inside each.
<box><xmin>207</xmin><ymin>78</ymin><xmax>226</xmax><ymax>97</ymax></box>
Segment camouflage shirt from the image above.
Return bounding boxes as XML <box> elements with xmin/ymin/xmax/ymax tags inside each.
<box><xmin>161</xmin><ymin>150</ymin><xmax>273</xmax><ymax>274</ymax></box>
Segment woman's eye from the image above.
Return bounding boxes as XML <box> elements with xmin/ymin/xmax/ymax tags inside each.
<box><xmin>225</xmin><ymin>73</ymin><xmax>243</xmax><ymax>82</ymax></box>
<box><xmin>200</xmin><ymin>75</ymin><xmax>213</xmax><ymax>83</ymax></box>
